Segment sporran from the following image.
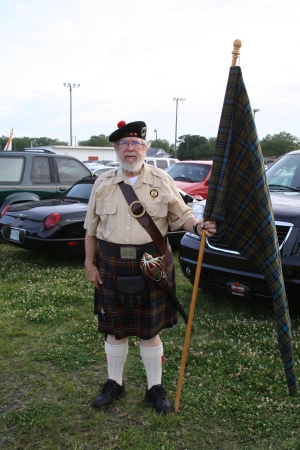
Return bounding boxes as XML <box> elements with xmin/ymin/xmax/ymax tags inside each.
<box><xmin>116</xmin><ymin>275</ymin><xmax>148</xmax><ymax>308</ymax></box>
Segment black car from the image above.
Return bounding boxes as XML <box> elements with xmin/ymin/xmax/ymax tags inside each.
<box><xmin>179</xmin><ymin>150</ymin><xmax>300</xmax><ymax>301</ymax></box>
<box><xmin>0</xmin><ymin>178</ymin><xmax>96</xmax><ymax>255</ymax></box>
<box><xmin>0</xmin><ymin>177</ymin><xmax>202</xmax><ymax>255</ymax></box>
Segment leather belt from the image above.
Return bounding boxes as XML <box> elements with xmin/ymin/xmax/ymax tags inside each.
<box><xmin>98</xmin><ymin>239</ymin><xmax>162</xmax><ymax>259</ymax></box>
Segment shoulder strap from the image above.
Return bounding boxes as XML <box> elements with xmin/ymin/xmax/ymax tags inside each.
<box><xmin>118</xmin><ymin>180</ymin><xmax>166</xmax><ymax>255</ymax></box>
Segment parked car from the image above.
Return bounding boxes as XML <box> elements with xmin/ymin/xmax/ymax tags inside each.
<box><xmin>145</xmin><ymin>157</ymin><xmax>179</xmax><ymax>170</ymax></box>
<box><xmin>0</xmin><ymin>150</ymin><xmax>93</xmax><ymax>215</ymax></box>
<box><xmin>93</xmin><ymin>167</ymin><xmax>112</xmax><ymax>177</ymax></box>
<box><xmin>0</xmin><ymin>177</ymin><xmax>203</xmax><ymax>255</ymax></box>
<box><xmin>168</xmin><ymin>189</ymin><xmax>204</xmax><ymax>249</ymax></box>
<box><xmin>105</xmin><ymin>161</ymin><xmax>120</xmax><ymax>168</ymax></box>
<box><xmin>179</xmin><ymin>150</ymin><xmax>300</xmax><ymax>301</ymax></box>
<box><xmin>0</xmin><ymin>178</ymin><xmax>96</xmax><ymax>255</ymax></box>
<box><xmin>83</xmin><ymin>160</ymin><xmax>114</xmax><ymax>168</ymax></box>
<box><xmin>166</xmin><ymin>160</ymin><xmax>213</xmax><ymax>199</ymax></box>
<box><xmin>88</xmin><ymin>164</ymin><xmax>110</xmax><ymax>173</ymax></box>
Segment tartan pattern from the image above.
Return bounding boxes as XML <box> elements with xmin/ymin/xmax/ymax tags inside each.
<box><xmin>94</xmin><ymin>244</ymin><xmax>177</xmax><ymax>340</ymax></box>
<box><xmin>204</xmin><ymin>66</ymin><xmax>297</xmax><ymax>396</ymax></box>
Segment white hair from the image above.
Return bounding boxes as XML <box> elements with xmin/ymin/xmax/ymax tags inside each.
<box><xmin>143</xmin><ymin>139</ymin><xmax>151</xmax><ymax>150</ymax></box>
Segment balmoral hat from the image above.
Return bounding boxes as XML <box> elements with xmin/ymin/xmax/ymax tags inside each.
<box><xmin>109</xmin><ymin>120</ymin><xmax>147</xmax><ymax>142</ymax></box>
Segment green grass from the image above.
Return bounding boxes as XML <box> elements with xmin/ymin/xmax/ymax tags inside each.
<box><xmin>0</xmin><ymin>243</ymin><xmax>300</xmax><ymax>449</ymax></box>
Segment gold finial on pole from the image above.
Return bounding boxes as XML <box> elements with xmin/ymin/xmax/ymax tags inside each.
<box><xmin>231</xmin><ymin>39</ymin><xmax>242</xmax><ymax>67</ymax></box>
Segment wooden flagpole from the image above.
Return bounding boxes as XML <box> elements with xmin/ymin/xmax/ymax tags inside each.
<box><xmin>174</xmin><ymin>39</ymin><xmax>242</xmax><ymax>413</ymax></box>
<box><xmin>174</xmin><ymin>228</ymin><xmax>206</xmax><ymax>412</ymax></box>
<box><xmin>231</xmin><ymin>39</ymin><xmax>242</xmax><ymax>67</ymax></box>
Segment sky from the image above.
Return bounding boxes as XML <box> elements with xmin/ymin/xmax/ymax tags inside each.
<box><xmin>1</xmin><ymin>0</ymin><xmax>300</xmax><ymax>146</ymax></box>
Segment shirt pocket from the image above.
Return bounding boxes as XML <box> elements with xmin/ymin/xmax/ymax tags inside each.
<box><xmin>146</xmin><ymin>202</ymin><xmax>168</xmax><ymax>229</ymax></box>
<box><xmin>96</xmin><ymin>202</ymin><xmax>117</xmax><ymax>233</ymax></box>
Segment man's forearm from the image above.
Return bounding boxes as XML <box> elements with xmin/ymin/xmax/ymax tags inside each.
<box><xmin>182</xmin><ymin>217</ymin><xmax>199</xmax><ymax>233</ymax></box>
<box><xmin>85</xmin><ymin>232</ymin><xmax>98</xmax><ymax>268</ymax></box>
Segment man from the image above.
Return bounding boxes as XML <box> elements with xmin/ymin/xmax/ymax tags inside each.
<box><xmin>84</xmin><ymin>120</ymin><xmax>216</xmax><ymax>414</ymax></box>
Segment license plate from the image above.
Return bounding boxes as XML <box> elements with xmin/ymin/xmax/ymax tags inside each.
<box><xmin>10</xmin><ymin>228</ymin><xmax>20</xmax><ymax>241</ymax></box>
<box><xmin>226</xmin><ymin>281</ymin><xmax>250</xmax><ymax>297</ymax></box>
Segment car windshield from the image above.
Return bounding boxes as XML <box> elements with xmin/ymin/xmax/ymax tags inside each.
<box><xmin>266</xmin><ymin>154</ymin><xmax>300</xmax><ymax>191</ymax></box>
<box><xmin>167</xmin><ymin>163</ymin><xmax>210</xmax><ymax>182</ymax></box>
<box><xmin>64</xmin><ymin>183</ymin><xmax>94</xmax><ymax>200</ymax></box>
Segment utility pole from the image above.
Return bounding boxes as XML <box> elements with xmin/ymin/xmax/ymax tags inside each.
<box><xmin>63</xmin><ymin>83</ymin><xmax>80</xmax><ymax>145</ymax></box>
<box><xmin>173</xmin><ymin>98</ymin><xmax>186</xmax><ymax>158</ymax></box>
<box><xmin>154</xmin><ymin>129</ymin><xmax>157</xmax><ymax>157</ymax></box>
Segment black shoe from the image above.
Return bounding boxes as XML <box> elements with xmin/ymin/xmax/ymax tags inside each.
<box><xmin>145</xmin><ymin>384</ymin><xmax>174</xmax><ymax>414</ymax></box>
<box><xmin>92</xmin><ymin>379</ymin><xmax>125</xmax><ymax>408</ymax></box>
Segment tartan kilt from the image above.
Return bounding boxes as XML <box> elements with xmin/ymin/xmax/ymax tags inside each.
<box><xmin>94</xmin><ymin>243</ymin><xmax>178</xmax><ymax>340</ymax></box>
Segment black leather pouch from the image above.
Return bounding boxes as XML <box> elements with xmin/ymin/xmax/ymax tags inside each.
<box><xmin>116</xmin><ymin>275</ymin><xmax>148</xmax><ymax>308</ymax></box>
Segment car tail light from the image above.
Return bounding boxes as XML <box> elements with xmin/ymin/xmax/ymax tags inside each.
<box><xmin>44</xmin><ymin>213</ymin><xmax>61</xmax><ymax>230</ymax></box>
<box><xmin>0</xmin><ymin>205</ymin><xmax>11</xmax><ymax>218</ymax></box>
<box><xmin>68</xmin><ymin>241</ymin><xmax>79</xmax><ymax>246</ymax></box>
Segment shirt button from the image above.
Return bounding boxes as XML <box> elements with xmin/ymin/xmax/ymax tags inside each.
<box><xmin>126</xmin><ymin>239</ymin><xmax>129</xmax><ymax>242</ymax></box>
<box><xmin>127</xmin><ymin>227</ymin><xmax>129</xmax><ymax>229</ymax></box>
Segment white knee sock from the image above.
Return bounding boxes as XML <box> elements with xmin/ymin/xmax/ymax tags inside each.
<box><xmin>105</xmin><ymin>340</ymin><xmax>128</xmax><ymax>386</ymax></box>
<box><xmin>140</xmin><ymin>343</ymin><xmax>164</xmax><ymax>390</ymax></box>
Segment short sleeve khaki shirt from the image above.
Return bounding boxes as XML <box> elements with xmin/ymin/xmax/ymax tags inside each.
<box><xmin>84</xmin><ymin>164</ymin><xmax>195</xmax><ymax>245</ymax></box>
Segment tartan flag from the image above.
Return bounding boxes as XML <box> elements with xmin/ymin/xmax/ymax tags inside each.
<box><xmin>204</xmin><ymin>66</ymin><xmax>297</xmax><ymax>396</ymax></box>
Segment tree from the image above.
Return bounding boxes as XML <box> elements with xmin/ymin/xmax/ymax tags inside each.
<box><xmin>78</xmin><ymin>134</ymin><xmax>112</xmax><ymax>147</ymax></box>
<box><xmin>1</xmin><ymin>131</ymin><xmax>298</xmax><ymax>157</ymax></box>
<box><xmin>193</xmin><ymin>138</ymin><xmax>216</xmax><ymax>160</ymax></box>
<box><xmin>148</xmin><ymin>139</ymin><xmax>172</xmax><ymax>154</ymax></box>
<box><xmin>34</xmin><ymin>137</ymin><xmax>69</xmax><ymax>146</ymax></box>
<box><xmin>0</xmin><ymin>136</ymin><xmax>68</xmax><ymax>151</ymax></box>
<box><xmin>0</xmin><ymin>135</ymin><xmax>10</xmax><ymax>150</ymax></box>
<box><xmin>260</xmin><ymin>132</ymin><xmax>300</xmax><ymax>157</ymax></box>
<box><xmin>169</xmin><ymin>143</ymin><xmax>175</xmax><ymax>158</ymax></box>
<box><xmin>176</xmin><ymin>135</ymin><xmax>215</xmax><ymax>160</ymax></box>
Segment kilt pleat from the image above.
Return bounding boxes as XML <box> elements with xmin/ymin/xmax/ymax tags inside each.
<box><xmin>94</xmin><ymin>244</ymin><xmax>177</xmax><ymax>340</ymax></box>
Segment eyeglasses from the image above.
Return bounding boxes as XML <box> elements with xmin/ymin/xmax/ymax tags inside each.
<box><xmin>119</xmin><ymin>140</ymin><xmax>143</xmax><ymax>149</ymax></box>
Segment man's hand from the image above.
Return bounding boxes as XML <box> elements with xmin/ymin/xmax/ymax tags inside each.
<box><xmin>183</xmin><ymin>217</ymin><xmax>217</xmax><ymax>237</ymax></box>
<box><xmin>85</xmin><ymin>232</ymin><xmax>103</xmax><ymax>288</ymax></box>
<box><xmin>199</xmin><ymin>219</ymin><xmax>217</xmax><ymax>237</ymax></box>
<box><xmin>85</xmin><ymin>263</ymin><xmax>102</xmax><ymax>288</ymax></box>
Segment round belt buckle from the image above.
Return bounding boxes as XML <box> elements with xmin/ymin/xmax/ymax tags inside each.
<box><xmin>129</xmin><ymin>201</ymin><xmax>146</xmax><ymax>218</ymax></box>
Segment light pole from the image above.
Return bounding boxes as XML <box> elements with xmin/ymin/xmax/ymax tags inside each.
<box><xmin>63</xmin><ymin>83</ymin><xmax>80</xmax><ymax>146</ymax></box>
<box><xmin>253</xmin><ymin>108</ymin><xmax>260</xmax><ymax>119</ymax></box>
<box><xmin>154</xmin><ymin>129</ymin><xmax>157</xmax><ymax>157</ymax></box>
<box><xmin>173</xmin><ymin>97</ymin><xmax>186</xmax><ymax>158</ymax></box>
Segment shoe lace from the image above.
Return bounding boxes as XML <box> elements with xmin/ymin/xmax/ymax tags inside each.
<box><xmin>153</xmin><ymin>385</ymin><xmax>167</xmax><ymax>400</ymax></box>
<box><xmin>101</xmin><ymin>380</ymin><xmax>115</xmax><ymax>395</ymax></box>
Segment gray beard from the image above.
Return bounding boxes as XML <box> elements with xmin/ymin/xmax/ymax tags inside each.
<box><xmin>116</xmin><ymin>153</ymin><xmax>144</xmax><ymax>174</ymax></box>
